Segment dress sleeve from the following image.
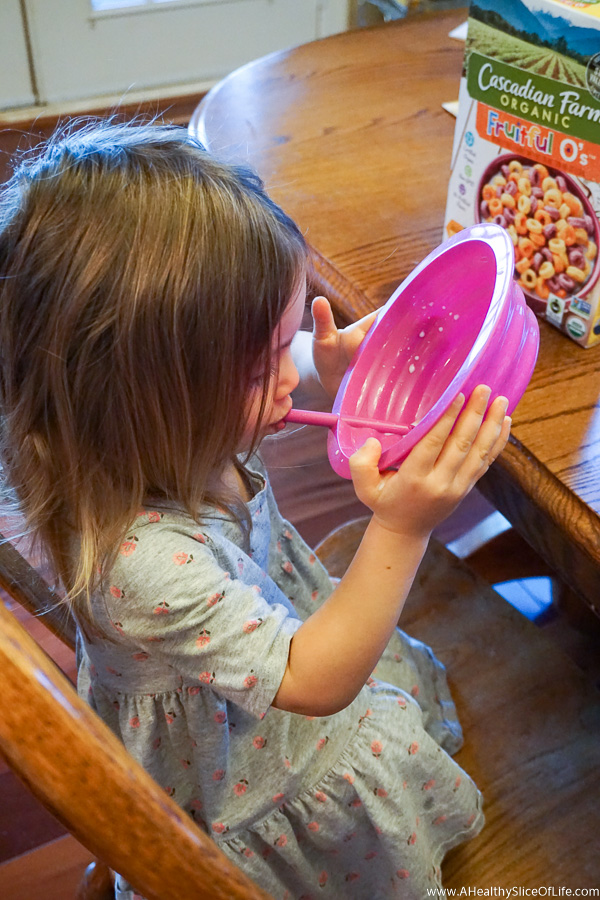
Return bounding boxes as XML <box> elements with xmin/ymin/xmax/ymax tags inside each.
<box><xmin>103</xmin><ymin>522</ymin><xmax>302</xmax><ymax>719</ymax></box>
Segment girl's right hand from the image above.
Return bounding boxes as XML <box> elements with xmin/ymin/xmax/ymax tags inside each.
<box><xmin>349</xmin><ymin>385</ymin><xmax>511</xmax><ymax>540</ymax></box>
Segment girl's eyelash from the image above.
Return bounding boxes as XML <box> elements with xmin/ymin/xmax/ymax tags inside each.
<box><xmin>250</xmin><ymin>361</ymin><xmax>278</xmax><ymax>386</ymax></box>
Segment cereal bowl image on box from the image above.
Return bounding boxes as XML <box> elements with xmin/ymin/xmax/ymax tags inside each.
<box><xmin>477</xmin><ymin>154</ymin><xmax>600</xmax><ymax>316</ymax></box>
<box><xmin>323</xmin><ymin>223</ymin><xmax>539</xmax><ymax>479</ymax></box>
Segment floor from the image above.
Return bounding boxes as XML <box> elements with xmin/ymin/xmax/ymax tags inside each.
<box><xmin>1</xmin><ymin>93</ymin><xmax>599</xmax><ymax>899</ymax></box>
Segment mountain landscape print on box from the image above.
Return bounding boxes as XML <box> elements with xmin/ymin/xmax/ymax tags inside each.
<box><xmin>467</xmin><ymin>0</ymin><xmax>599</xmax><ymax>87</ymax></box>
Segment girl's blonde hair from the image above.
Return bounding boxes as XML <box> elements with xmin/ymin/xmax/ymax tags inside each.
<box><xmin>0</xmin><ymin>120</ymin><xmax>307</xmax><ymax>602</ymax></box>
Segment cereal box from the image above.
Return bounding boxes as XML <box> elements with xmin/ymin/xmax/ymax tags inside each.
<box><xmin>444</xmin><ymin>0</ymin><xmax>600</xmax><ymax>346</ymax></box>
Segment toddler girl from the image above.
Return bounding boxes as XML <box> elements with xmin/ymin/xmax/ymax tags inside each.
<box><xmin>0</xmin><ymin>122</ymin><xmax>510</xmax><ymax>899</ymax></box>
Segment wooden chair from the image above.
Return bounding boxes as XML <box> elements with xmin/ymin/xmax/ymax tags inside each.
<box><xmin>1</xmin><ymin>521</ymin><xmax>599</xmax><ymax>898</ymax></box>
<box><xmin>0</xmin><ymin>534</ymin><xmax>273</xmax><ymax>900</ymax></box>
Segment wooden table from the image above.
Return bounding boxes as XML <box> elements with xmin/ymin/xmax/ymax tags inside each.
<box><xmin>190</xmin><ymin>7</ymin><xmax>600</xmax><ymax>616</ymax></box>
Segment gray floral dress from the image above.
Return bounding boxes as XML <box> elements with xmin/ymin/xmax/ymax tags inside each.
<box><xmin>75</xmin><ymin>457</ymin><xmax>483</xmax><ymax>899</ymax></box>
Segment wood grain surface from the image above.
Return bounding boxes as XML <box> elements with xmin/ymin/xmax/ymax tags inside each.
<box><xmin>191</xmin><ymin>8</ymin><xmax>600</xmax><ymax>615</ymax></box>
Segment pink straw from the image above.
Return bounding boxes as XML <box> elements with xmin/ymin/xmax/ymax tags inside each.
<box><xmin>284</xmin><ymin>408</ymin><xmax>411</xmax><ymax>435</ymax></box>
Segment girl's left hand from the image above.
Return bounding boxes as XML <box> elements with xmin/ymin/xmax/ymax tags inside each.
<box><xmin>311</xmin><ymin>296</ymin><xmax>378</xmax><ymax>399</ymax></box>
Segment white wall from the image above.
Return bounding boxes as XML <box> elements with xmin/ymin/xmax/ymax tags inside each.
<box><xmin>0</xmin><ymin>0</ymin><xmax>351</xmax><ymax>110</ymax></box>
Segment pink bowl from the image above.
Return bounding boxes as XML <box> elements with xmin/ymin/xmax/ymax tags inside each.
<box><xmin>328</xmin><ymin>223</ymin><xmax>539</xmax><ymax>479</ymax></box>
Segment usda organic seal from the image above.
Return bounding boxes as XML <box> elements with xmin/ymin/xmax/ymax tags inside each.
<box><xmin>587</xmin><ymin>51</ymin><xmax>600</xmax><ymax>102</ymax></box>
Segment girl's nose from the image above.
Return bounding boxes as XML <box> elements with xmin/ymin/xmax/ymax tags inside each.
<box><xmin>277</xmin><ymin>348</ymin><xmax>300</xmax><ymax>397</ymax></box>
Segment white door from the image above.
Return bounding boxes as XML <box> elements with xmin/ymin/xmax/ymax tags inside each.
<box><xmin>0</xmin><ymin>0</ymin><xmax>36</xmax><ymax>108</ymax></box>
<box><xmin>18</xmin><ymin>0</ymin><xmax>350</xmax><ymax>106</ymax></box>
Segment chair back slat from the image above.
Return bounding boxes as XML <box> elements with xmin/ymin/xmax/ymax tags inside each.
<box><xmin>0</xmin><ymin>532</ymin><xmax>76</xmax><ymax>649</ymax></box>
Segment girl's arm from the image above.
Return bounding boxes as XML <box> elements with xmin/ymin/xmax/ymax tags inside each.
<box><xmin>273</xmin><ymin>386</ymin><xmax>511</xmax><ymax>716</ymax></box>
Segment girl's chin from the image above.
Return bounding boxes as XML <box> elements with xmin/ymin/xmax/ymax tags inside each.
<box><xmin>270</xmin><ymin>417</ymin><xmax>287</xmax><ymax>434</ymax></box>
<box><xmin>260</xmin><ymin>418</ymin><xmax>286</xmax><ymax>438</ymax></box>
<box><xmin>265</xmin><ymin>404</ymin><xmax>291</xmax><ymax>435</ymax></box>
<box><xmin>239</xmin><ymin>416</ymin><xmax>286</xmax><ymax>450</ymax></box>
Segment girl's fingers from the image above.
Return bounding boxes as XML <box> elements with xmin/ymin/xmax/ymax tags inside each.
<box><xmin>408</xmin><ymin>386</ymin><xmax>505</xmax><ymax>478</ymax></box>
<box><xmin>344</xmin><ymin>309</ymin><xmax>378</xmax><ymax>340</ymax></box>
<box><xmin>406</xmin><ymin>392</ymin><xmax>467</xmax><ymax>472</ymax></box>
<box><xmin>348</xmin><ymin>437</ymin><xmax>384</xmax><ymax>502</ymax></box>
<box><xmin>450</xmin><ymin>385</ymin><xmax>494</xmax><ymax>454</ymax></box>
<box><xmin>337</xmin><ymin>309</ymin><xmax>378</xmax><ymax>360</ymax></box>
<box><xmin>311</xmin><ymin>296</ymin><xmax>337</xmax><ymax>343</ymax></box>
<box><xmin>485</xmin><ymin>414</ymin><xmax>512</xmax><ymax>465</ymax></box>
<box><xmin>443</xmin><ymin>394</ymin><xmax>510</xmax><ymax>484</ymax></box>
